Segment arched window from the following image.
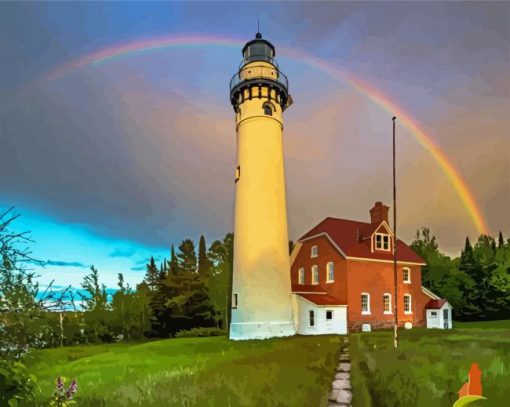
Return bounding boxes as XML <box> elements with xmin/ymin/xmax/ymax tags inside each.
<box><xmin>298</xmin><ymin>268</ymin><xmax>305</xmax><ymax>285</ymax></box>
<box><xmin>326</xmin><ymin>262</ymin><xmax>334</xmax><ymax>283</ymax></box>
<box><xmin>263</xmin><ymin>102</ymin><xmax>275</xmax><ymax>116</ymax></box>
<box><xmin>311</xmin><ymin>265</ymin><xmax>319</xmax><ymax>285</ymax></box>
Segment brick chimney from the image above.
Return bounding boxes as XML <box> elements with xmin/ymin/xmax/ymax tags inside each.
<box><xmin>369</xmin><ymin>201</ymin><xmax>389</xmax><ymax>224</ymax></box>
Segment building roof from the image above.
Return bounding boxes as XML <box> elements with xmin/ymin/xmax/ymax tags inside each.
<box><xmin>425</xmin><ymin>299</ymin><xmax>449</xmax><ymax>309</ymax></box>
<box><xmin>291</xmin><ymin>284</ymin><xmax>326</xmax><ymax>294</ymax></box>
<box><xmin>298</xmin><ymin>217</ymin><xmax>425</xmax><ymax>264</ymax></box>
<box><xmin>297</xmin><ymin>293</ymin><xmax>345</xmax><ymax>306</ymax></box>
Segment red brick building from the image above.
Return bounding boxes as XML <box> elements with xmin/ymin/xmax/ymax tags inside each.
<box><xmin>290</xmin><ymin>202</ymin><xmax>445</xmax><ymax>333</ymax></box>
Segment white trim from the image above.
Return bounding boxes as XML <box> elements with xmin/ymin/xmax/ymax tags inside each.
<box><xmin>293</xmin><ymin>291</ymin><xmax>327</xmax><ymax>295</ymax></box>
<box><xmin>403</xmin><ymin>267</ymin><xmax>411</xmax><ymax>284</ymax></box>
<box><xmin>289</xmin><ymin>242</ymin><xmax>303</xmax><ymax>266</ymax></box>
<box><xmin>421</xmin><ymin>286</ymin><xmax>441</xmax><ymax>300</ymax></box>
<box><xmin>326</xmin><ymin>261</ymin><xmax>335</xmax><ymax>283</ymax></box>
<box><xmin>383</xmin><ymin>293</ymin><xmax>392</xmax><ymax>314</ymax></box>
<box><xmin>361</xmin><ymin>292</ymin><xmax>371</xmax><ymax>315</ymax></box>
<box><xmin>375</xmin><ymin>220</ymin><xmax>395</xmax><ymax>238</ymax></box>
<box><xmin>311</xmin><ymin>265</ymin><xmax>319</xmax><ymax>285</ymax></box>
<box><xmin>404</xmin><ymin>293</ymin><xmax>412</xmax><ymax>314</ymax></box>
<box><xmin>299</xmin><ymin>233</ymin><xmax>348</xmax><ymax>259</ymax></box>
<box><xmin>298</xmin><ymin>232</ymin><xmax>425</xmax><ymax>265</ymax></box>
<box><xmin>345</xmin><ymin>256</ymin><xmax>426</xmax><ymax>266</ymax></box>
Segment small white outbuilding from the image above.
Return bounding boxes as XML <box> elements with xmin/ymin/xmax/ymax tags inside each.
<box><xmin>425</xmin><ymin>299</ymin><xmax>453</xmax><ymax>329</ymax></box>
<box><xmin>292</xmin><ymin>293</ymin><xmax>348</xmax><ymax>335</ymax></box>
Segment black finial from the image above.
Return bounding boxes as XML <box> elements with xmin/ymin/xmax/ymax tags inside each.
<box><xmin>256</xmin><ymin>18</ymin><xmax>261</xmax><ymax>38</ymax></box>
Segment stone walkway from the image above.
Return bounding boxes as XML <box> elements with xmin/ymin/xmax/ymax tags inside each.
<box><xmin>328</xmin><ymin>336</ymin><xmax>352</xmax><ymax>406</ymax></box>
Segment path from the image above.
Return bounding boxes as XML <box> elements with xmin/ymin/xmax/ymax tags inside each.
<box><xmin>328</xmin><ymin>336</ymin><xmax>352</xmax><ymax>406</ymax></box>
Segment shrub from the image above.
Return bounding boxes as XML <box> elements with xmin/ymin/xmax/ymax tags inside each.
<box><xmin>174</xmin><ymin>327</ymin><xmax>225</xmax><ymax>338</ymax></box>
<box><xmin>0</xmin><ymin>359</ymin><xmax>39</xmax><ymax>406</ymax></box>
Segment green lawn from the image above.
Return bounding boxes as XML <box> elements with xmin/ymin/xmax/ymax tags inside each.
<box><xmin>350</xmin><ymin>321</ymin><xmax>510</xmax><ymax>407</ymax></box>
<box><xmin>24</xmin><ymin>335</ymin><xmax>342</xmax><ymax>406</ymax></box>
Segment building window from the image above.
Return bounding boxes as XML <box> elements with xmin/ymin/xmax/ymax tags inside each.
<box><xmin>404</xmin><ymin>294</ymin><xmax>412</xmax><ymax>314</ymax></box>
<box><xmin>263</xmin><ymin>104</ymin><xmax>273</xmax><ymax>116</ymax></box>
<box><xmin>235</xmin><ymin>166</ymin><xmax>240</xmax><ymax>183</ymax></box>
<box><xmin>361</xmin><ymin>293</ymin><xmax>370</xmax><ymax>315</ymax></box>
<box><xmin>383</xmin><ymin>293</ymin><xmax>392</xmax><ymax>314</ymax></box>
<box><xmin>298</xmin><ymin>268</ymin><xmax>305</xmax><ymax>285</ymax></box>
<box><xmin>311</xmin><ymin>245</ymin><xmax>318</xmax><ymax>258</ymax></box>
<box><xmin>326</xmin><ymin>310</ymin><xmax>333</xmax><ymax>320</ymax></box>
<box><xmin>403</xmin><ymin>267</ymin><xmax>411</xmax><ymax>283</ymax></box>
<box><xmin>232</xmin><ymin>293</ymin><xmax>238</xmax><ymax>309</ymax></box>
<box><xmin>375</xmin><ymin>233</ymin><xmax>390</xmax><ymax>251</ymax></box>
<box><xmin>311</xmin><ymin>265</ymin><xmax>319</xmax><ymax>285</ymax></box>
<box><xmin>326</xmin><ymin>262</ymin><xmax>334</xmax><ymax>283</ymax></box>
<box><xmin>309</xmin><ymin>310</ymin><xmax>315</xmax><ymax>327</ymax></box>
<box><xmin>430</xmin><ymin>311</ymin><xmax>437</xmax><ymax>317</ymax></box>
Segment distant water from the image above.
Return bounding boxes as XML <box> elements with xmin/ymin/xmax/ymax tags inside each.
<box><xmin>36</xmin><ymin>287</ymin><xmax>119</xmax><ymax>311</ymax></box>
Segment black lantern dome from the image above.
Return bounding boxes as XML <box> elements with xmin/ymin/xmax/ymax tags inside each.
<box><xmin>241</xmin><ymin>32</ymin><xmax>277</xmax><ymax>67</ymax></box>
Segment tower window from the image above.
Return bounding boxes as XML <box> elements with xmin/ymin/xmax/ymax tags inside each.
<box><xmin>235</xmin><ymin>166</ymin><xmax>240</xmax><ymax>183</ymax></box>
<box><xmin>232</xmin><ymin>293</ymin><xmax>238</xmax><ymax>309</ymax></box>
<box><xmin>263</xmin><ymin>103</ymin><xmax>273</xmax><ymax>116</ymax></box>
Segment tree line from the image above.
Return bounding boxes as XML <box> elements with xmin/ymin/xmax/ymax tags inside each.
<box><xmin>411</xmin><ymin>228</ymin><xmax>510</xmax><ymax>320</ymax></box>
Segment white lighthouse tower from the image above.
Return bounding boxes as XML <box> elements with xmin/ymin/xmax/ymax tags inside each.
<box><xmin>229</xmin><ymin>32</ymin><xmax>295</xmax><ymax>340</ymax></box>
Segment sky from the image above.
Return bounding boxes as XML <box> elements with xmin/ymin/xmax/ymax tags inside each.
<box><xmin>1</xmin><ymin>1</ymin><xmax>508</xmax><ymax>288</ymax></box>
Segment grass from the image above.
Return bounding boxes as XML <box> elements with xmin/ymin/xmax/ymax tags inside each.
<box><xmin>23</xmin><ymin>334</ymin><xmax>342</xmax><ymax>406</ymax></box>
<box><xmin>350</xmin><ymin>320</ymin><xmax>510</xmax><ymax>407</ymax></box>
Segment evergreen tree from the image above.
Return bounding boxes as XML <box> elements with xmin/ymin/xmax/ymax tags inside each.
<box><xmin>177</xmin><ymin>239</ymin><xmax>197</xmax><ymax>274</ymax></box>
<box><xmin>498</xmin><ymin>231</ymin><xmax>504</xmax><ymax>248</ymax></box>
<box><xmin>198</xmin><ymin>235</ymin><xmax>212</xmax><ymax>279</ymax></box>
<box><xmin>144</xmin><ymin>256</ymin><xmax>159</xmax><ymax>291</ymax></box>
<box><xmin>168</xmin><ymin>244</ymin><xmax>179</xmax><ymax>275</ymax></box>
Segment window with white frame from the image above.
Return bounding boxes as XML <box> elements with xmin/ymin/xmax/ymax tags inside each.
<box><xmin>311</xmin><ymin>245</ymin><xmax>318</xmax><ymax>258</ymax></box>
<box><xmin>361</xmin><ymin>293</ymin><xmax>370</xmax><ymax>314</ymax></box>
<box><xmin>298</xmin><ymin>268</ymin><xmax>305</xmax><ymax>285</ymax></box>
<box><xmin>311</xmin><ymin>265</ymin><xmax>319</xmax><ymax>285</ymax></box>
<box><xmin>326</xmin><ymin>262</ymin><xmax>334</xmax><ymax>283</ymax></box>
<box><xmin>403</xmin><ymin>267</ymin><xmax>411</xmax><ymax>283</ymax></box>
<box><xmin>383</xmin><ymin>293</ymin><xmax>392</xmax><ymax>314</ymax></box>
<box><xmin>404</xmin><ymin>294</ymin><xmax>412</xmax><ymax>314</ymax></box>
<box><xmin>375</xmin><ymin>233</ymin><xmax>390</xmax><ymax>251</ymax></box>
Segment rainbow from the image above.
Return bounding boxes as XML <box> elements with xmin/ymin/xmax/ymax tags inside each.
<box><xmin>44</xmin><ymin>34</ymin><xmax>489</xmax><ymax>236</ymax></box>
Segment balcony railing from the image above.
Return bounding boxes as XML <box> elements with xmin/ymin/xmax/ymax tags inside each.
<box><xmin>229</xmin><ymin>65</ymin><xmax>288</xmax><ymax>94</ymax></box>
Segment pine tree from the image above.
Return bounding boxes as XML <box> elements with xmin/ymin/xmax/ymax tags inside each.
<box><xmin>198</xmin><ymin>235</ymin><xmax>212</xmax><ymax>279</ymax></box>
<box><xmin>144</xmin><ymin>257</ymin><xmax>159</xmax><ymax>291</ymax></box>
<box><xmin>177</xmin><ymin>239</ymin><xmax>197</xmax><ymax>274</ymax></box>
<box><xmin>498</xmin><ymin>231</ymin><xmax>504</xmax><ymax>248</ymax></box>
<box><xmin>168</xmin><ymin>244</ymin><xmax>179</xmax><ymax>275</ymax></box>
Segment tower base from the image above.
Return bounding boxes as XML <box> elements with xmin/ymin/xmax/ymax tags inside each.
<box><xmin>229</xmin><ymin>321</ymin><xmax>296</xmax><ymax>340</ymax></box>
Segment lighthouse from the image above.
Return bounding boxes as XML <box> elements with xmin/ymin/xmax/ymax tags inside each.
<box><xmin>229</xmin><ymin>32</ymin><xmax>295</xmax><ymax>340</ymax></box>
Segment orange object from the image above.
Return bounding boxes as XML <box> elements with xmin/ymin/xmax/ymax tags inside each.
<box><xmin>458</xmin><ymin>363</ymin><xmax>483</xmax><ymax>398</ymax></box>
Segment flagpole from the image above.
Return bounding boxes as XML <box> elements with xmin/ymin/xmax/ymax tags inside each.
<box><xmin>393</xmin><ymin>116</ymin><xmax>398</xmax><ymax>349</ymax></box>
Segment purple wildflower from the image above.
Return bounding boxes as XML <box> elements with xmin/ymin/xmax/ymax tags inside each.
<box><xmin>66</xmin><ymin>379</ymin><xmax>78</xmax><ymax>399</ymax></box>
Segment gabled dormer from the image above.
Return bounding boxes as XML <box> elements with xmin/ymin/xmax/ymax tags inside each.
<box><xmin>368</xmin><ymin>202</ymin><xmax>394</xmax><ymax>253</ymax></box>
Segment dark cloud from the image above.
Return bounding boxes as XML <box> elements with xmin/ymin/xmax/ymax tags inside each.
<box><xmin>130</xmin><ymin>265</ymin><xmax>146</xmax><ymax>271</ymax></box>
<box><xmin>45</xmin><ymin>260</ymin><xmax>87</xmax><ymax>268</ymax></box>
